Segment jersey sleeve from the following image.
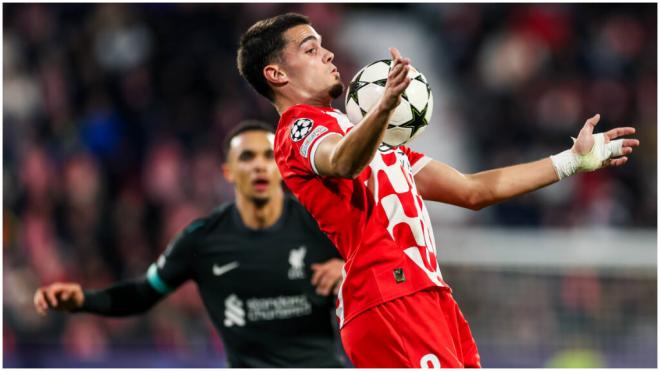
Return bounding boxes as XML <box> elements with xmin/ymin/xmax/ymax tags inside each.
<box><xmin>400</xmin><ymin>145</ymin><xmax>432</xmax><ymax>175</ymax></box>
<box><xmin>278</xmin><ymin>108</ymin><xmax>345</xmax><ymax>176</ymax></box>
<box><xmin>146</xmin><ymin>219</ymin><xmax>205</xmax><ymax>295</ymax></box>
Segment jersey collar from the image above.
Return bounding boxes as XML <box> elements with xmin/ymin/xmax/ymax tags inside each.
<box><xmin>231</xmin><ymin>196</ymin><xmax>289</xmax><ymax>234</ymax></box>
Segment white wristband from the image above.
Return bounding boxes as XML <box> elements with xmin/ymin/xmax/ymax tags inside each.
<box><xmin>550</xmin><ymin>133</ymin><xmax>625</xmax><ymax>180</ymax></box>
<box><xmin>550</xmin><ymin>149</ymin><xmax>579</xmax><ymax>180</ymax></box>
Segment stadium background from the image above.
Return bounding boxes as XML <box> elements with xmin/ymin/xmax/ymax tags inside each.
<box><xmin>3</xmin><ymin>3</ymin><xmax>656</xmax><ymax>367</ymax></box>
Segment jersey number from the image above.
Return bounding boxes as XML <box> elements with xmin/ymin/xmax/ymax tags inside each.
<box><xmin>420</xmin><ymin>353</ymin><xmax>441</xmax><ymax>368</ymax></box>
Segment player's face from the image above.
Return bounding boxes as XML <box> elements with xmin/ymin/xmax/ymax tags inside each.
<box><xmin>223</xmin><ymin>131</ymin><xmax>281</xmax><ymax>205</ymax></box>
<box><xmin>279</xmin><ymin>25</ymin><xmax>344</xmax><ymax>101</ymax></box>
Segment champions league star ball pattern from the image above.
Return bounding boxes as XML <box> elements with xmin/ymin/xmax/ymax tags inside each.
<box><xmin>345</xmin><ymin>60</ymin><xmax>433</xmax><ymax>147</ymax></box>
<box><xmin>290</xmin><ymin>118</ymin><xmax>314</xmax><ymax>142</ymax></box>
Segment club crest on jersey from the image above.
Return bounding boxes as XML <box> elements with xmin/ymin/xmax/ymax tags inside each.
<box><xmin>290</xmin><ymin>118</ymin><xmax>314</xmax><ymax>142</ymax></box>
<box><xmin>288</xmin><ymin>246</ymin><xmax>306</xmax><ymax>279</ymax></box>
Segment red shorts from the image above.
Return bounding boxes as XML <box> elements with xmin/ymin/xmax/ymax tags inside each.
<box><xmin>340</xmin><ymin>288</ymin><xmax>481</xmax><ymax>368</ymax></box>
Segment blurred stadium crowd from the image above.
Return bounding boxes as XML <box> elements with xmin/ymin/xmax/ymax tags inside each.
<box><xmin>421</xmin><ymin>3</ymin><xmax>656</xmax><ymax>228</ymax></box>
<box><xmin>3</xmin><ymin>3</ymin><xmax>656</xmax><ymax>367</ymax></box>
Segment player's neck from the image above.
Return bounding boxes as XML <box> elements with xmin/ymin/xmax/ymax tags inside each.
<box><xmin>235</xmin><ymin>189</ymin><xmax>284</xmax><ymax>229</ymax></box>
<box><xmin>274</xmin><ymin>94</ymin><xmax>332</xmax><ymax>115</ymax></box>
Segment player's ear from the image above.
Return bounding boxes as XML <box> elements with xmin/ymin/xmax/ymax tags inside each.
<box><xmin>221</xmin><ymin>163</ymin><xmax>235</xmax><ymax>183</ymax></box>
<box><xmin>264</xmin><ymin>64</ymin><xmax>288</xmax><ymax>86</ymax></box>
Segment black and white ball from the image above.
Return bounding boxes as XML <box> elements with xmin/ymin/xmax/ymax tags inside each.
<box><xmin>344</xmin><ymin>59</ymin><xmax>433</xmax><ymax>147</ymax></box>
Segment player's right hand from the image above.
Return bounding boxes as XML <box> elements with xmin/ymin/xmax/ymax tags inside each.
<box><xmin>380</xmin><ymin>47</ymin><xmax>412</xmax><ymax>111</ymax></box>
<box><xmin>311</xmin><ymin>258</ymin><xmax>344</xmax><ymax>296</ymax></box>
<box><xmin>34</xmin><ymin>282</ymin><xmax>84</xmax><ymax>316</ymax></box>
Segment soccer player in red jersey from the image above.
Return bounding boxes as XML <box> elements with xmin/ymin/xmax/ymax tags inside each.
<box><xmin>237</xmin><ymin>13</ymin><xmax>639</xmax><ymax>368</ymax></box>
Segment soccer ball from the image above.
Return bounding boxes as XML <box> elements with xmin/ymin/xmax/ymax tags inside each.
<box><xmin>344</xmin><ymin>59</ymin><xmax>433</xmax><ymax>147</ymax></box>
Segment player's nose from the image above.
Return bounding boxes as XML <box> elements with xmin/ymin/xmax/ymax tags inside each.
<box><xmin>323</xmin><ymin>48</ymin><xmax>334</xmax><ymax>64</ymax></box>
<box><xmin>252</xmin><ymin>156</ymin><xmax>268</xmax><ymax>171</ymax></box>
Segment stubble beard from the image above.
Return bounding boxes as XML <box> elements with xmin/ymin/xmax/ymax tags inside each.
<box><xmin>250</xmin><ymin>195</ymin><xmax>269</xmax><ymax>209</ymax></box>
<box><xmin>329</xmin><ymin>82</ymin><xmax>344</xmax><ymax>99</ymax></box>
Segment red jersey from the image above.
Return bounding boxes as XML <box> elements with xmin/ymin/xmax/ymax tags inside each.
<box><xmin>275</xmin><ymin>104</ymin><xmax>449</xmax><ymax>328</ymax></box>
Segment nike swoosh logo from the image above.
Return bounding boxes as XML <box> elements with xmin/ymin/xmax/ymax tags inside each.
<box><xmin>213</xmin><ymin>261</ymin><xmax>240</xmax><ymax>277</ymax></box>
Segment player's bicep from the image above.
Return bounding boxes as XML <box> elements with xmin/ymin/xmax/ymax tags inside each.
<box><xmin>312</xmin><ymin>133</ymin><xmax>343</xmax><ymax>177</ymax></box>
<box><xmin>414</xmin><ymin>159</ymin><xmax>476</xmax><ymax>208</ymax></box>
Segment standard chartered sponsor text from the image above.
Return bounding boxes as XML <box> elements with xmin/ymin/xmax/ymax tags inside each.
<box><xmin>246</xmin><ymin>295</ymin><xmax>312</xmax><ymax>321</ymax></box>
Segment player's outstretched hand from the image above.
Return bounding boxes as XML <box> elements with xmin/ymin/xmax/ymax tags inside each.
<box><xmin>572</xmin><ymin>114</ymin><xmax>640</xmax><ymax>170</ymax></box>
<box><xmin>34</xmin><ymin>282</ymin><xmax>84</xmax><ymax>316</ymax></box>
<box><xmin>310</xmin><ymin>258</ymin><xmax>344</xmax><ymax>296</ymax></box>
<box><xmin>380</xmin><ymin>47</ymin><xmax>412</xmax><ymax>111</ymax></box>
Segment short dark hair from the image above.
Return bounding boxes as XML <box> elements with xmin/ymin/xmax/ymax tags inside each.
<box><xmin>222</xmin><ymin>120</ymin><xmax>275</xmax><ymax>162</ymax></box>
<box><xmin>237</xmin><ymin>13</ymin><xmax>310</xmax><ymax>101</ymax></box>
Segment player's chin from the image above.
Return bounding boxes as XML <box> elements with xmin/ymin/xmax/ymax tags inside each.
<box><xmin>329</xmin><ymin>82</ymin><xmax>344</xmax><ymax>99</ymax></box>
<box><xmin>251</xmin><ymin>188</ymin><xmax>269</xmax><ymax>198</ymax></box>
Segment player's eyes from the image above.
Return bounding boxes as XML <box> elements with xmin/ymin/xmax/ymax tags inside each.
<box><xmin>306</xmin><ymin>48</ymin><xmax>317</xmax><ymax>54</ymax></box>
<box><xmin>265</xmin><ymin>150</ymin><xmax>274</xmax><ymax>159</ymax></box>
<box><xmin>239</xmin><ymin>152</ymin><xmax>255</xmax><ymax>161</ymax></box>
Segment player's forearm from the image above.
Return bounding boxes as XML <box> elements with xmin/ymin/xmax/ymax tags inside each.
<box><xmin>329</xmin><ymin>103</ymin><xmax>393</xmax><ymax>178</ymax></box>
<box><xmin>78</xmin><ymin>277</ymin><xmax>164</xmax><ymax>316</ymax></box>
<box><xmin>466</xmin><ymin>158</ymin><xmax>559</xmax><ymax>210</ymax></box>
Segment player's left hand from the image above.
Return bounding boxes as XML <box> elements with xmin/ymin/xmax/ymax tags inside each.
<box><xmin>572</xmin><ymin>113</ymin><xmax>640</xmax><ymax>170</ymax></box>
<box><xmin>310</xmin><ymin>258</ymin><xmax>344</xmax><ymax>296</ymax></box>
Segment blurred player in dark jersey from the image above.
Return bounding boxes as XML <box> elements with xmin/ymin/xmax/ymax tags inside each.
<box><xmin>34</xmin><ymin>121</ymin><xmax>348</xmax><ymax>368</ymax></box>
<box><xmin>237</xmin><ymin>13</ymin><xmax>639</xmax><ymax>368</ymax></box>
